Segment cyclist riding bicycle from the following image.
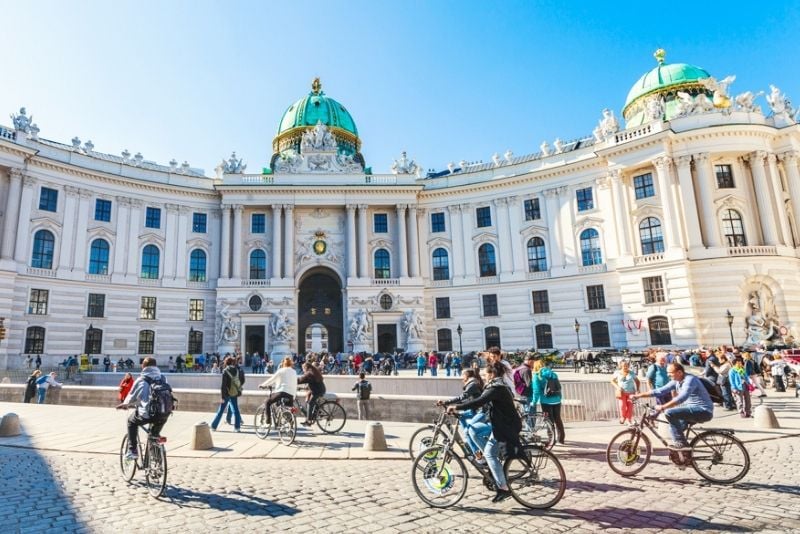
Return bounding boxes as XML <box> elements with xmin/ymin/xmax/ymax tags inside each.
<box><xmin>632</xmin><ymin>362</ymin><xmax>713</xmax><ymax>450</ymax></box>
<box><xmin>258</xmin><ymin>356</ymin><xmax>297</xmax><ymax>425</ymax></box>
<box><xmin>116</xmin><ymin>357</ymin><xmax>169</xmax><ymax>460</ymax></box>
<box><xmin>437</xmin><ymin>368</ymin><xmax>486</xmax><ymax>462</ymax></box>
<box><xmin>297</xmin><ymin>361</ymin><xmax>326</xmax><ymax>426</ymax></box>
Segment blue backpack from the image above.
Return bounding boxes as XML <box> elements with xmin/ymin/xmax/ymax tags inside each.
<box><xmin>36</xmin><ymin>375</ymin><xmax>49</xmax><ymax>386</ymax></box>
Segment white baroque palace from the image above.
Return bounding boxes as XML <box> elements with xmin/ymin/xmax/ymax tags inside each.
<box><xmin>1</xmin><ymin>54</ymin><xmax>800</xmax><ymax>369</ymax></box>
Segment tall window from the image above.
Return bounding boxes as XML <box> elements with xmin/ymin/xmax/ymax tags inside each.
<box><xmin>633</xmin><ymin>173</ymin><xmax>655</xmax><ymax>199</ymax></box>
<box><xmin>374</xmin><ymin>249</ymin><xmax>391</xmax><ymax>279</ymax></box>
<box><xmin>576</xmin><ymin>187</ymin><xmax>594</xmax><ymax>211</ymax></box>
<box><xmin>484</xmin><ymin>326</ymin><xmax>501</xmax><ymax>349</ymax></box>
<box><xmin>251</xmin><ymin>213</ymin><xmax>266</xmax><ymax>233</ymax></box>
<box><xmin>373</xmin><ymin>213</ymin><xmax>388</xmax><ymax>233</ymax></box>
<box><xmin>437</xmin><ymin>329</ymin><xmax>453</xmax><ymax>352</ymax></box>
<box><xmin>478</xmin><ymin>243</ymin><xmax>497</xmax><ymax>277</ymax></box>
<box><xmin>140</xmin><ymin>296</ymin><xmax>157</xmax><ymax>320</ymax></box>
<box><xmin>590</xmin><ymin>321</ymin><xmax>610</xmax><ymax>347</ymax></box>
<box><xmin>25</xmin><ymin>326</ymin><xmax>46</xmax><ymax>354</ymax></box>
<box><xmin>145</xmin><ymin>207</ymin><xmax>161</xmax><ymax>229</ymax></box>
<box><xmin>189</xmin><ymin>249</ymin><xmax>207</xmax><ymax>282</ymax></box>
<box><xmin>31</xmin><ymin>230</ymin><xmax>55</xmax><ymax>269</ymax></box>
<box><xmin>188</xmin><ymin>329</ymin><xmax>203</xmax><ymax>354</ymax></box>
<box><xmin>28</xmin><ymin>289</ymin><xmax>49</xmax><ymax>315</ymax></box>
<box><xmin>192</xmin><ymin>213</ymin><xmax>207</xmax><ymax>233</ymax></box>
<box><xmin>482</xmin><ymin>294</ymin><xmax>498</xmax><ymax>317</ymax></box>
<box><xmin>432</xmin><ymin>248</ymin><xmax>450</xmax><ymax>280</ymax></box>
<box><xmin>587</xmin><ymin>285</ymin><xmax>606</xmax><ymax>310</ymax></box>
<box><xmin>524</xmin><ymin>198</ymin><xmax>541</xmax><ymax>221</ymax></box>
<box><xmin>649</xmin><ymin>316</ymin><xmax>672</xmax><ymax>345</ymax></box>
<box><xmin>140</xmin><ymin>245</ymin><xmax>160</xmax><ymax>279</ymax></box>
<box><xmin>189</xmin><ymin>299</ymin><xmax>204</xmax><ymax>321</ymax></box>
<box><xmin>87</xmin><ymin>293</ymin><xmax>105</xmax><ymax>318</ymax></box>
<box><xmin>88</xmin><ymin>239</ymin><xmax>110</xmax><ymax>275</ymax></box>
<box><xmin>715</xmin><ymin>164</ymin><xmax>735</xmax><ymax>188</ymax></box>
<box><xmin>643</xmin><ymin>276</ymin><xmax>665</xmax><ymax>304</ymax></box>
<box><xmin>639</xmin><ymin>217</ymin><xmax>664</xmax><ymax>255</ymax></box>
<box><xmin>535</xmin><ymin>324</ymin><xmax>553</xmax><ymax>349</ymax></box>
<box><xmin>722</xmin><ymin>209</ymin><xmax>747</xmax><ymax>246</ymax></box>
<box><xmin>531</xmin><ymin>290</ymin><xmax>549</xmax><ymax>314</ymax></box>
<box><xmin>431</xmin><ymin>212</ymin><xmax>446</xmax><ymax>233</ymax></box>
<box><xmin>526</xmin><ymin>237</ymin><xmax>547</xmax><ymax>272</ymax></box>
<box><xmin>435</xmin><ymin>297</ymin><xmax>451</xmax><ymax>319</ymax></box>
<box><xmin>580</xmin><ymin>229</ymin><xmax>602</xmax><ymax>266</ymax></box>
<box><xmin>84</xmin><ymin>327</ymin><xmax>103</xmax><ymax>354</ymax></box>
<box><xmin>138</xmin><ymin>330</ymin><xmax>155</xmax><ymax>354</ymax></box>
<box><xmin>39</xmin><ymin>187</ymin><xmax>58</xmax><ymax>212</ymax></box>
<box><xmin>95</xmin><ymin>199</ymin><xmax>112</xmax><ymax>222</ymax></box>
<box><xmin>476</xmin><ymin>206</ymin><xmax>492</xmax><ymax>228</ymax></box>
<box><xmin>249</xmin><ymin>249</ymin><xmax>266</xmax><ymax>279</ymax></box>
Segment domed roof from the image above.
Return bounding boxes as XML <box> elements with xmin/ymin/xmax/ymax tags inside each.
<box><xmin>623</xmin><ymin>49</ymin><xmax>710</xmax><ymax>112</ymax></box>
<box><xmin>277</xmin><ymin>78</ymin><xmax>358</xmax><ymax>137</ymax></box>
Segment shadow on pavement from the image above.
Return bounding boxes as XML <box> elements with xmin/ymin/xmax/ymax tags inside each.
<box><xmin>567</xmin><ymin>480</ymin><xmax>644</xmax><ymax>493</ymax></box>
<box><xmin>735</xmin><ymin>482</ymin><xmax>800</xmax><ymax>496</ymax></box>
<box><xmin>559</xmin><ymin>507</ymin><xmax>753</xmax><ymax>531</ymax></box>
<box><xmin>165</xmin><ymin>487</ymin><xmax>298</xmax><ymax>517</ymax></box>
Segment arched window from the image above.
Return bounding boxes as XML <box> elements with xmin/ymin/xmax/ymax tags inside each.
<box><xmin>432</xmin><ymin>248</ymin><xmax>450</xmax><ymax>280</ymax></box>
<box><xmin>580</xmin><ymin>229</ymin><xmax>602</xmax><ymax>266</ymax></box>
<box><xmin>31</xmin><ymin>229</ymin><xmax>55</xmax><ymax>269</ymax></box>
<box><xmin>374</xmin><ymin>249</ymin><xmax>391</xmax><ymax>279</ymax></box>
<box><xmin>88</xmin><ymin>239</ymin><xmax>110</xmax><ymax>275</ymax></box>
<box><xmin>484</xmin><ymin>326</ymin><xmax>501</xmax><ymax>349</ymax></box>
<box><xmin>535</xmin><ymin>324</ymin><xmax>553</xmax><ymax>349</ymax></box>
<box><xmin>526</xmin><ymin>237</ymin><xmax>547</xmax><ymax>272</ymax></box>
<box><xmin>639</xmin><ymin>217</ymin><xmax>664</xmax><ymax>255</ymax></box>
<box><xmin>24</xmin><ymin>326</ymin><xmax>46</xmax><ymax>354</ymax></box>
<box><xmin>478</xmin><ymin>243</ymin><xmax>496</xmax><ymax>277</ymax></box>
<box><xmin>140</xmin><ymin>245</ymin><xmax>160</xmax><ymax>279</ymax></box>
<box><xmin>649</xmin><ymin>316</ymin><xmax>672</xmax><ymax>345</ymax></box>
<box><xmin>721</xmin><ymin>209</ymin><xmax>747</xmax><ymax>247</ymax></box>
<box><xmin>138</xmin><ymin>330</ymin><xmax>155</xmax><ymax>354</ymax></box>
<box><xmin>189</xmin><ymin>249</ymin><xmax>207</xmax><ymax>282</ymax></box>
<box><xmin>437</xmin><ymin>328</ymin><xmax>453</xmax><ymax>352</ymax></box>
<box><xmin>84</xmin><ymin>327</ymin><xmax>103</xmax><ymax>354</ymax></box>
<box><xmin>590</xmin><ymin>321</ymin><xmax>610</xmax><ymax>347</ymax></box>
<box><xmin>249</xmin><ymin>249</ymin><xmax>266</xmax><ymax>279</ymax></box>
<box><xmin>188</xmin><ymin>329</ymin><xmax>204</xmax><ymax>354</ymax></box>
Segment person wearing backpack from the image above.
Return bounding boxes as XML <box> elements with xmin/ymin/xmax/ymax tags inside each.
<box><xmin>531</xmin><ymin>359</ymin><xmax>565</xmax><ymax>445</ymax></box>
<box><xmin>24</xmin><ymin>370</ymin><xmax>42</xmax><ymax>403</ymax></box>
<box><xmin>351</xmin><ymin>372</ymin><xmax>373</xmax><ymax>420</ymax></box>
<box><xmin>36</xmin><ymin>371</ymin><xmax>62</xmax><ymax>404</ymax></box>
<box><xmin>210</xmin><ymin>356</ymin><xmax>243</xmax><ymax>432</ymax></box>
<box><xmin>512</xmin><ymin>355</ymin><xmax>534</xmax><ymax>403</ymax></box>
<box><xmin>117</xmin><ymin>357</ymin><xmax>172</xmax><ymax>460</ymax></box>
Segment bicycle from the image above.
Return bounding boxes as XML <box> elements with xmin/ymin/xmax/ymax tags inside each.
<box><xmin>407</xmin><ymin>407</ymin><xmax>457</xmax><ymax>459</ymax></box>
<box><xmin>606</xmin><ymin>400</ymin><xmax>750</xmax><ymax>484</ymax></box>
<box><xmin>516</xmin><ymin>399</ymin><xmax>556</xmax><ymax>451</ymax></box>
<box><xmin>119</xmin><ymin>424</ymin><xmax>168</xmax><ymax>498</ymax></box>
<box><xmin>296</xmin><ymin>391</ymin><xmax>347</xmax><ymax>434</ymax></box>
<box><xmin>254</xmin><ymin>386</ymin><xmax>298</xmax><ymax>445</ymax></box>
<box><xmin>410</xmin><ymin>407</ymin><xmax>566</xmax><ymax>509</ymax></box>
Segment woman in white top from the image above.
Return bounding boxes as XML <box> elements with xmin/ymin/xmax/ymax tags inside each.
<box><xmin>611</xmin><ymin>360</ymin><xmax>640</xmax><ymax>424</ymax></box>
<box><xmin>259</xmin><ymin>357</ymin><xmax>298</xmax><ymax>424</ymax></box>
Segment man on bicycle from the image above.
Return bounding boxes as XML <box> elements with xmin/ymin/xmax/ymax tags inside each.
<box><xmin>633</xmin><ymin>362</ymin><xmax>713</xmax><ymax>450</ymax></box>
<box><xmin>117</xmin><ymin>357</ymin><xmax>168</xmax><ymax>460</ymax></box>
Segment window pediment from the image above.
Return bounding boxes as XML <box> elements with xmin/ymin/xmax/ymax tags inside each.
<box><xmin>30</xmin><ymin>216</ymin><xmax>62</xmax><ymax>232</ymax></box>
<box><xmin>369</xmin><ymin>238</ymin><xmax>393</xmax><ymax>250</ymax></box>
<box><xmin>472</xmin><ymin>231</ymin><xmax>497</xmax><ymax>243</ymax></box>
<box><xmin>574</xmin><ymin>216</ymin><xmax>604</xmax><ymax>234</ymax></box>
<box><xmin>630</xmin><ymin>204</ymin><xmax>662</xmax><ymax>221</ymax></box>
<box><xmin>139</xmin><ymin>232</ymin><xmax>165</xmax><ymax>246</ymax></box>
<box><xmin>87</xmin><ymin>227</ymin><xmax>116</xmax><ymax>242</ymax></box>
<box><xmin>715</xmin><ymin>194</ymin><xmax>745</xmax><ymax>212</ymax></box>
<box><xmin>427</xmin><ymin>237</ymin><xmax>451</xmax><ymax>249</ymax></box>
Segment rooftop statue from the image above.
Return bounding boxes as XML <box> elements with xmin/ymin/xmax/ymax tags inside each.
<box><xmin>301</xmin><ymin>120</ymin><xmax>338</xmax><ymax>152</ymax></box>
<box><xmin>598</xmin><ymin>108</ymin><xmax>619</xmax><ymax>138</ymax></box>
<box><xmin>540</xmin><ymin>141</ymin><xmax>551</xmax><ymax>156</ymax></box>
<box><xmin>221</xmin><ymin>151</ymin><xmax>247</xmax><ymax>174</ymax></box>
<box><xmin>766</xmin><ymin>85</ymin><xmax>795</xmax><ymax>121</ymax></box>
<box><xmin>734</xmin><ymin>91</ymin><xmax>763</xmax><ymax>113</ymax></box>
<box><xmin>11</xmin><ymin>107</ymin><xmax>32</xmax><ymax>132</ymax></box>
<box><xmin>391</xmin><ymin>151</ymin><xmax>419</xmax><ymax>175</ymax></box>
<box><xmin>311</xmin><ymin>77</ymin><xmax>322</xmax><ymax>95</ymax></box>
<box><xmin>674</xmin><ymin>91</ymin><xmax>716</xmax><ymax>116</ymax></box>
<box><xmin>644</xmin><ymin>96</ymin><xmax>665</xmax><ymax>122</ymax></box>
<box><xmin>699</xmin><ymin>75</ymin><xmax>736</xmax><ymax>110</ymax></box>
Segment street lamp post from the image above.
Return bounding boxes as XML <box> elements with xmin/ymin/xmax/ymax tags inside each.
<box><xmin>456</xmin><ymin>324</ymin><xmax>463</xmax><ymax>355</ymax></box>
<box><xmin>726</xmin><ymin>310</ymin><xmax>735</xmax><ymax>347</ymax></box>
<box><xmin>574</xmin><ymin>319</ymin><xmax>581</xmax><ymax>350</ymax></box>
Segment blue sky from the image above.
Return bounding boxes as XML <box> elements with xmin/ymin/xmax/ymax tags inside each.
<box><xmin>2</xmin><ymin>0</ymin><xmax>799</xmax><ymax>175</ymax></box>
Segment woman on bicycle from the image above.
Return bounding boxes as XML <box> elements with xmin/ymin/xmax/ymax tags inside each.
<box><xmin>297</xmin><ymin>361</ymin><xmax>326</xmax><ymax>426</ymax></box>
<box><xmin>258</xmin><ymin>357</ymin><xmax>298</xmax><ymax>425</ymax></box>
<box><xmin>437</xmin><ymin>368</ymin><xmax>487</xmax><ymax>461</ymax></box>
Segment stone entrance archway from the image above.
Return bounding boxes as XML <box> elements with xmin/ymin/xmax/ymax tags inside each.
<box><xmin>297</xmin><ymin>269</ymin><xmax>343</xmax><ymax>354</ymax></box>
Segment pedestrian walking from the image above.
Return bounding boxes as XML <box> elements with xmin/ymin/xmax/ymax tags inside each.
<box><xmin>769</xmin><ymin>354</ymin><xmax>787</xmax><ymax>392</ymax></box>
<box><xmin>352</xmin><ymin>372</ymin><xmax>372</xmax><ymax>420</ymax></box>
<box><xmin>24</xmin><ymin>370</ymin><xmax>42</xmax><ymax>403</ymax></box>
<box><xmin>35</xmin><ymin>355</ymin><xmax>42</xmax><ymax>370</ymax></box>
<box><xmin>210</xmin><ymin>356</ymin><xmax>244</xmax><ymax>432</ymax></box>
<box><xmin>36</xmin><ymin>372</ymin><xmax>62</xmax><ymax>404</ymax></box>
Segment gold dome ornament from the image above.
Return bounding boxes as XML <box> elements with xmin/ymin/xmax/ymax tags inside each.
<box><xmin>313</xmin><ymin>239</ymin><xmax>327</xmax><ymax>255</ymax></box>
<box><xmin>311</xmin><ymin>77</ymin><xmax>322</xmax><ymax>95</ymax></box>
<box><xmin>654</xmin><ymin>48</ymin><xmax>666</xmax><ymax>65</ymax></box>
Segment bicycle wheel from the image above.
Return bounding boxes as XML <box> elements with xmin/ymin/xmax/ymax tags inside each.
<box><xmin>144</xmin><ymin>442</ymin><xmax>168</xmax><ymax>498</ymax></box>
<box><xmin>523</xmin><ymin>414</ymin><xmax>556</xmax><ymax>451</ymax></box>
<box><xmin>505</xmin><ymin>445</ymin><xmax>566</xmax><ymax>509</ymax></box>
<box><xmin>316</xmin><ymin>401</ymin><xmax>346</xmax><ymax>434</ymax></box>
<box><xmin>276</xmin><ymin>409</ymin><xmax>297</xmax><ymax>446</ymax></box>
<box><xmin>119</xmin><ymin>435</ymin><xmax>137</xmax><ymax>482</ymax></box>
<box><xmin>408</xmin><ymin>425</ymin><xmax>450</xmax><ymax>460</ymax></box>
<box><xmin>254</xmin><ymin>404</ymin><xmax>272</xmax><ymax>440</ymax></box>
<box><xmin>690</xmin><ymin>431</ymin><xmax>750</xmax><ymax>484</ymax></box>
<box><xmin>606</xmin><ymin>429</ymin><xmax>651</xmax><ymax>477</ymax></box>
<box><xmin>410</xmin><ymin>445</ymin><xmax>468</xmax><ymax>508</ymax></box>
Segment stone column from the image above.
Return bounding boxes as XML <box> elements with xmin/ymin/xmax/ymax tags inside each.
<box><xmin>555</xmin><ymin>187</ymin><xmax>574</xmax><ymax>265</ymax></box>
<box><xmin>357</xmin><ymin>204</ymin><xmax>368</xmax><ymax>278</ymax></box>
<box><xmin>219</xmin><ymin>205</ymin><xmax>231</xmax><ymax>279</ymax></box>
<box><xmin>346</xmin><ymin>205</ymin><xmax>357</xmax><ymax>278</ymax></box>
<box><xmin>232</xmin><ymin>204</ymin><xmax>243</xmax><ymax>279</ymax></box>
<box><xmin>163</xmin><ymin>204</ymin><xmax>179</xmax><ymax>279</ymax></box>
<box><xmin>747</xmin><ymin>151</ymin><xmax>779</xmax><ymax>246</ymax></box>
<box><xmin>460</xmin><ymin>204</ymin><xmax>474</xmax><ymax>277</ymax></box>
<box><xmin>493</xmin><ymin>198</ymin><xmax>512</xmax><ymax>275</ymax></box>
<box><xmin>1</xmin><ymin>168</ymin><xmax>23</xmax><ymax>260</ymax></box>
<box><xmin>396</xmin><ymin>204</ymin><xmax>408</xmax><ymax>278</ymax></box>
<box><xmin>653</xmin><ymin>156</ymin><xmax>680</xmax><ymax>250</ymax></box>
<box><xmin>415</xmin><ymin>207</ymin><xmax>428</xmax><ymax>278</ymax></box>
<box><xmin>283</xmin><ymin>204</ymin><xmax>294</xmax><ymax>280</ymax></box>
<box><xmin>609</xmin><ymin>171</ymin><xmax>631</xmax><ymax>256</ymax></box>
<box><xmin>675</xmin><ymin>156</ymin><xmax>703</xmax><ymax>249</ymax></box>
<box><xmin>176</xmin><ymin>206</ymin><xmax>190</xmax><ymax>281</ymax></box>
<box><xmin>13</xmin><ymin>175</ymin><xmax>35</xmax><ymax>264</ymax></box>
<box><xmin>407</xmin><ymin>206</ymin><xmax>420</xmax><ymax>278</ymax></box>
<box><xmin>71</xmin><ymin>190</ymin><xmax>92</xmax><ymax>272</ymax></box>
<box><xmin>767</xmin><ymin>153</ymin><xmax>792</xmax><ymax>246</ymax></box>
<box><xmin>126</xmin><ymin>200</ymin><xmax>143</xmax><ymax>276</ymax></box>
<box><xmin>447</xmin><ymin>205</ymin><xmax>464</xmax><ymax>279</ymax></box>
<box><xmin>507</xmin><ymin>197</ymin><xmax>526</xmax><ymax>274</ymax></box>
<box><xmin>780</xmin><ymin>151</ymin><xmax>800</xmax><ymax>243</ymax></box>
<box><xmin>542</xmin><ymin>188</ymin><xmax>563</xmax><ymax>268</ymax></box>
<box><xmin>113</xmin><ymin>197</ymin><xmax>130</xmax><ymax>277</ymax></box>
<box><xmin>271</xmin><ymin>204</ymin><xmax>282</xmax><ymax>279</ymax></box>
<box><xmin>693</xmin><ymin>153</ymin><xmax>720</xmax><ymax>247</ymax></box>
<box><xmin>58</xmin><ymin>186</ymin><xmax>80</xmax><ymax>272</ymax></box>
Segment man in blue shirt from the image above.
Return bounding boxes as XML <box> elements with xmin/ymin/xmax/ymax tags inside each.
<box><xmin>634</xmin><ymin>362</ymin><xmax>713</xmax><ymax>449</ymax></box>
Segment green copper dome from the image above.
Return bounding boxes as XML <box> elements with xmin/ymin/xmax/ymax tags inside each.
<box><xmin>277</xmin><ymin>79</ymin><xmax>358</xmax><ymax>137</ymax></box>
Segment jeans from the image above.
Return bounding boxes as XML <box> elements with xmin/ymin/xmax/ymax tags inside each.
<box><xmin>430</xmin><ymin>367</ymin><xmax>437</xmax><ymax>377</ymax></box>
<box><xmin>663</xmin><ymin>405</ymin><xmax>713</xmax><ymax>446</ymax></box>
<box><xmin>720</xmin><ymin>377</ymin><xmax>735</xmax><ymax>409</ymax></box>
<box><xmin>733</xmin><ymin>389</ymin><xmax>751</xmax><ymax>416</ymax></box>
<box><xmin>417</xmin><ymin>366</ymin><xmax>425</xmax><ymax>376</ymax></box>
<box><xmin>484</xmin><ymin>435</ymin><xmax>507</xmax><ymax>489</ymax></box>
<box><xmin>465</xmin><ymin>412</ymin><xmax>491</xmax><ymax>455</ymax></box>
<box><xmin>37</xmin><ymin>386</ymin><xmax>47</xmax><ymax>404</ymax></box>
<box><xmin>211</xmin><ymin>396</ymin><xmax>242</xmax><ymax>430</ymax></box>
<box><xmin>356</xmin><ymin>399</ymin><xmax>370</xmax><ymax>420</ymax></box>
<box><xmin>127</xmin><ymin>411</ymin><xmax>166</xmax><ymax>452</ymax></box>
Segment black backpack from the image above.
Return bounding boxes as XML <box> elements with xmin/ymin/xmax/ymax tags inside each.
<box><xmin>544</xmin><ymin>375</ymin><xmax>561</xmax><ymax>397</ymax></box>
<box><xmin>358</xmin><ymin>381</ymin><xmax>372</xmax><ymax>400</ymax></box>
<box><xmin>144</xmin><ymin>376</ymin><xmax>176</xmax><ymax>421</ymax></box>
<box><xmin>697</xmin><ymin>376</ymin><xmax>724</xmax><ymax>405</ymax></box>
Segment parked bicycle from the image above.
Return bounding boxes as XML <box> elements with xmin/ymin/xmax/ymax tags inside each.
<box><xmin>254</xmin><ymin>386</ymin><xmax>298</xmax><ymax>445</ymax></box>
<box><xmin>411</xmin><ymin>407</ymin><xmax>566</xmax><ymax>509</ymax></box>
<box><xmin>606</xmin><ymin>400</ymin><xmax>750</xmax><ymax>484</ymax></box>
<box><xmin>296</xmin><ymin>390</ymin><xmax>347</xmax><ymax>434</ymax></box>
<box><xmin>119</xmin><ymin>424</ymin><xmax>168</xmax><ymax>498</ymax></box>
<box><xmin>516</xmin><ymin>400</ymin><xmax>556</xmax><ymax>450</ymax></box>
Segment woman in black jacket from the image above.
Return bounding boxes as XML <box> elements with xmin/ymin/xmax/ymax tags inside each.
<box><xmin>24</xmin><ymin>370</ymin><xmax>42</xmax><ymax>403</ymax></box>
<box><xmin>297</xmin><ymin>362</ymin><xmax>326</xmax><ymax>425</ymax></box>
<box><xmin>438</xmin><ymin>369</ymin><xmax>486</xmax><ymax>457</ymax></box>
<box><xmin>452</xmin><ymin>362</ymin><xmax>522</xmax><ymax>503</ymax></box>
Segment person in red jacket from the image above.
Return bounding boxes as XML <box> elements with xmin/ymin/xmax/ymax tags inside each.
<box><xmin>118</xmin><ymin>372</ymin><xmax>134</xmax><ymax>402</ymax></box>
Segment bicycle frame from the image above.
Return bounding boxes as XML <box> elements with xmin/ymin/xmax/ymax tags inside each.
<box><xmin>629</xmin><ymin>402</ymin><xmax>734</xmax><ymax>451</ymax></box>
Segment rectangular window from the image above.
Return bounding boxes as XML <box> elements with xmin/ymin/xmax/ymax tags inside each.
<box><xmin>39</xmin><ymin>187</ymin><xmax>58</xmax><ymax>212</ymax></box>
<box><xmin>192</xmin><ymin>213</ymin><xmax>207</xmax><ymax>233</ymax></box>
<box><xmin>189</xmin><ymin>299</ymin><xmax>205</xmax><ymax>321</ymax></box>
<box><xmin>482</xmin><ymin>294</ymin><xmax>498</xmax><ymax>317</ymax></box>
<box><xmin>633</xmin><ymin>173</ymin><xmax>655</xmax><ymax>199</ymax></box>
<box><xmin>431</xmin><ymin>212</ymin><xmax>446</xmax><ymax>233</ymax></box>
<box><xmin>373</xmin><ymin>213</ymin><xmax>388</xmax><ymax>233</ymax></box>
<box><xmin>87</xmin><ymin>293</ymin><xmax>106</xmax><ymax>318</ymax></box>
<box><xmin>524</xmin><ymin>198</ymin><xmax>541</xmax><ymax>221</ymax></box>
<box><xmin>476</xmin><ymin>206</ymin><xmax>492</xmax><ymax>228</ymax></box>
<box><xmin>435</xmin><ymin>297</ymin><xmax>451</xmax><ymax>319</ymax></box>
<box><xmin>145</xmin><ymin>207</ymin><xmax>161</xmax><ymax>229</ymax></box>
<box><xmin>531</xmin><ymin>290</ymin><xmax>550</xmax><ymax>314</ymax></box>
<box><xmin>586</xmin><ymin>284</ymin><xmax>606</xmax><ymax>310</ymax></box>
<box><xmin>28</xmin><ymin>289</ymin><xmax>49</xmax><ymax>315</ymax></box>
<box><xmin>715</xmin><ymin>164</ymin><xmax>735</xmax><ymax>188</ymax></box>
<box><xmin>251</xmin><ymin>213</ymin><xmax>265</xmax><ymax>233</ymax></box>
<box><xmin>140</xmin><ymin>296</ymin><xmax>157</xmax><ymax>320</ymax></box>
<box><xmin>94</xmin><ymin>199</ymin><xmax>112</xmax><ymax>222</ymax></box>
<box><xmin>576</xmin><ymin>187</ymin><xmax>594</xmax><ymax>211</ymax></box>
<box><xmin>643</xmin><ymin>276</ymin><xmax>665</xmax><ymax>304</ymax></box>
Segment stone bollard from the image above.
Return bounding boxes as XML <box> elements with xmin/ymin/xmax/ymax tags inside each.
<box><xmin>0</xmin><ymin>413</ymin><xmax>21</xmax><ymax>437</ymax></box>
<box><xmin>1</xmin><ymin>377</ymin><xmax>10</xmax><ymax>384</ymax></box>
<box><xmin>363</xmin><ymin>422</ymin><xmax>387</xmax><ymax>451</ymax></box>
<box><xmin>191</xmin><ymin>422</ymin><xmax>214</xmax><ymax>450</ymax></box>
<box><xmin>753</xmin><ymin>405</ymin><xmax>780</xmax><ymax>429</ymax></box>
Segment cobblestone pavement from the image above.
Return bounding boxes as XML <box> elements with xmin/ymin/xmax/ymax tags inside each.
<box><xmin>1</xmin><ymin>432</ymin><xmax>799</xmax><ymax>533</ymax></box>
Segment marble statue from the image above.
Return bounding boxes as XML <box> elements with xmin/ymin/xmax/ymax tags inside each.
<box><xmin>644</xmin><ymin>96</ymin><xmax>665</xmax><ymax>121</ymax></box>
<box><xmin>222</xmin><ymin>151</ymin><xmax>247</xmax><ymax>174</ymax></box>
<box><xmin>217</xmin><ymin>304</ymin><xmax>239</xmax><ymax>345</ymax></box>
<box><xmin>734</xmin><ymin>91</ymin><xmax>763</xmax><ymax>113</ymax></box>
<box><xmin>391</xmin><ymin>151</ymin><xmax>419</xmax><ymax>175</ymax></box>
<box><xmin>271</xmin><ymin>309</ymin><xmax>293</xmax><ymax>342</ymax></box>
<box><xmin>349</xmin><ymin>308</ymin><xmax>370</xmax><ymax>342</ymax></box>
<box><xmin>699</xmin><ymin>75</ymin><xmax>736</xmax><ymax>109</ymax></box>
<box><xmin>745</xmin><ymin>287</ymin><xmax>780</xmax><ymax>346</ymax></box>
<box><xmin>11</xmin><ymin>107</ymin><xmax>32</xmax><ymax>132</ymax></box>
<box><xmin>402</xmin><ymin>309</ymin><xmax>425</xmax><ymax>340</ymax></box>
<box><xmin>553</xmin><ymin>138</ymin><xmax>563</xmax><ymax>154</ymax></box>
<box><xmin>766</xmin><ymin>85</ymin><xmax>795</xmax><ymax>121</ymax></box>
<box><xmin>675</xmin><ymin>92</ymin><xmax>695</xmax><ymax>117</ymax></box>
<box><xmin>492</xmin><ymin>153</ymin><xmax>501</xmax><ymax>167</ymax></box>
<box><xmin>301</xmin><ymin>120</ymin><xmax>337</xmax><ymax>152</ymax></box>
<box><xmin>540</xmin><ymin>141</ymin><xmax>550</xmax><ymax>156</ymax></box>
<box><xmin>598</xmin><ymin>108</ymin><xmax>620</xmax><ymax>138</ymax></box>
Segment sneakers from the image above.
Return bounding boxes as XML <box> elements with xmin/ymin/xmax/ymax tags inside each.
<box><xmin>492</xmin><ymin>489</ymin><xmax>512</xmax><ymax>503</ymax></box>
<box><xmin>125</xmin><ymin>449</ymin><xmax>138</xmax><ymax>460</ymax></box>
<box><xmin>667</xmin><ymin>442</ymin><xmax>691</xmax><ymax>451</ymax></box>
<box><xmin>474</xmin><ymin>456</ymin><xmax>487</xmax><ymax>466</ymax></box>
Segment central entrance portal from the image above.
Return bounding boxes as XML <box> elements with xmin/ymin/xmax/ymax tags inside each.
<box><xmin>297</xmin><ymin>269</ymin><xmax>343</xmax><ymax>354</ymax></box>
